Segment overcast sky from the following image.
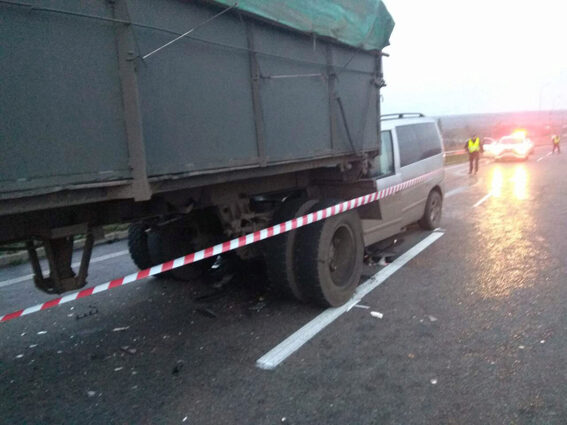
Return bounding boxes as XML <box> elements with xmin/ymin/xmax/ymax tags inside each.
<box><xmin>380</xmin><ymin>0</ymin><xmax>567</xmax><ymax>116</ymax></box>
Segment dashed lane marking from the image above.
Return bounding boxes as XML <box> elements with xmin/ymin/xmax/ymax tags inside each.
<box><xmin>473</xmin><ymin>192</ymin><xmax>492</xmax><ymax>208</ymax></box>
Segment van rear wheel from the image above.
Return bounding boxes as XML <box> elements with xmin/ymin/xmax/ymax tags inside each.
<box><xmin>418</xmin><ymin>190</ymin><xmax>442</xmax><ymax>230</ymax></box>
<box><xmin>294</xmin><ymin>200</ymin><xmax>364</xmax><ymax>307</ymax></box>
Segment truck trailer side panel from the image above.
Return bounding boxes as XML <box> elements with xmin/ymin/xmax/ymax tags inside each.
<box><xmin>0</xmin><ymin>0</ymin><xmax>382</xmax><ymax>199</ymax></box>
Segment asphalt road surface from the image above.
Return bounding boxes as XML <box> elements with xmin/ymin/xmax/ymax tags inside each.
<box><xmin>1</xmin><ymin>147</ymin><xmax>566</xmax><ymax>424</ymax></box>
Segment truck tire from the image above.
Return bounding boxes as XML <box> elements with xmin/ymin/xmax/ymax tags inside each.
<box><xmin>264</xmin><ymin>198</ymin><xmax>318</xmax><ymax>301</ymax></box>
<box><xmin>418</xmin><ymin>190</ymin><xmax>442</xmax><ymax>230</ymax></box>
<box><xmin>147</xmin><ymin>213</ymin><xmax>220</xmax><ymax>281</ymax></box>
<box><xmin>294</xmin><ymin>199</ymin><xmax>364</xmax><ymax>307</ymax></box>
<box><xmin>127</xmin><ymin>223</ymin><xmax>153</xmax><ymax>270</ymax></box>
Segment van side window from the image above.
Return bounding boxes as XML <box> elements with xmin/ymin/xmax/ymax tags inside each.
<box><xmin>397</xmin><ymin>123</ymin><xmax>442</xmax><ymax>167</ymax></box>
<box><xmin>371</xmin><ymin>130</ymin><xmax>395</xmax><ymax>178</ymax></box>
<box><xmin>418</xmin><ymin>123</ymin><xmax>443</xmax><ymax>159</ymax></box>
<box><xmin>397</xmin><ymin>125</ymin><xmax>421</xmax><ymax>167</ymax></box>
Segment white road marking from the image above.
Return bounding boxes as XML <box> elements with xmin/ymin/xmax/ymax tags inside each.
<box><xmin>473</xmin><ymin>192</ymin><xmax>492</xmax><ymax>208</ymax></box>
<box><xmin>536</xmin><ymin>152</ymin><xmax>552</xmax><ymax>162</ymax></box>
<box><xmin>0</xmin><ymin>250</ymin><xmax>129</xmax><ymax>289</ymax></box>
<box><xmin>256</xmin><ymin>231</ymin><xmax>445</xmax><ymax>370</ymax></box>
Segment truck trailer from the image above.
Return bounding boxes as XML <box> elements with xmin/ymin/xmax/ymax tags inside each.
<box><xmin>0</xmin><ymin>0</ymin><xmax>438</xmax><ymax>308</ymax></box>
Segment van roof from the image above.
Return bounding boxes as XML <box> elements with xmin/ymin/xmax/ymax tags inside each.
<box><xmin>380</xmin><ymin>115</ymin><xmax>437</xmax><ymax>130</ymax></box>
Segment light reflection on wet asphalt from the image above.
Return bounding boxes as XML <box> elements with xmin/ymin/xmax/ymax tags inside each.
<box><xmin>474</xmin><ymin>163</ymin><xmax>548</xmax><ymax>298</ymax></box>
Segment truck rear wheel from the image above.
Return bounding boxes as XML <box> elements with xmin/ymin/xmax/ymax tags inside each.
<box><xmin>127</xmin><ymin>222</ymin><xmax>153</xmax><ymax>270</ymax></box>
<box><xmin>294</xmin><ymin>199</ymin><xmax>364</xmax><ymax>307</ymax></box>
<box><xmin>147</xmin><ymin>214</ymin><xmax>220</xmax><ymax>281</ymax></box>
<box><xmin>264</xmin><ymin>198</ymin><xmax>317</xmax><ymax>301</ymax></box>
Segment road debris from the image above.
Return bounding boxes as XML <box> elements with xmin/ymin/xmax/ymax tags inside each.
<box><xmin>347</xmin><ymin>302</ymin><xmax>369</xmax><ymax>312</ymax></box>
<box><xmin>212</xmin><ymin>273</ymin><xmax>235</xmax><ymax>289</ymax></box>
<box><xmin>370</xmin><ymin>311</ymin><xmax>384</xmax><ymax>319</ymax></box>
<box><xmin>114</xmin><ymin>367</ymin><xmax>124</xmax><ymax>372</ymax></box>
<box><xmin>76</xmin><ymin>305</ymin><xmax>99</xmax><ymax>320</ymax></box>
<box><xmin>37</xmin><ymin>331</ymin><xmax>47</xmax><ymax>335</ymax></box>
<box><xmin>430</xmin><ymin>378</ymin><xmax>438</xmax><ymax>385</ymax></box>
<box><xmin>182</xmin><ymin>417</ymin><xmax>188</xmax><ymax>423</ymax></box>
<box><xmin>87</xmin><ymin>391</ymin><xmax>96</xmax><ymax>397</ymax></box>
<box><xmin>540</xmin><ymin>340</ymin><xmax>545</xmax><ymax>344</ymax></box>
<box><xmin>519</xmin><ymin>345</ymin><xmax>525</xmax><ymax>350</ymax></box>
<box><xmin>408</xmin><ymin>353</ymin><xmax>415</xmax><ymax>359</ymax></box>
<box><xmin>172</xmin><ymin>360</ymin><xmax>184</xmax><ymax>376</ymax></box>
<box><xmin>196</xmin><ymin>307</ymin><xmax>217</xmax><ymax>318</ymax></box>
<box><xmin>15</xmin><ymin>354</ymin><xmax>24</xmax><ymax>359</ymax></box>
<box><xmin>194</xmin><ymin>290</ymin><xmax>228</xmax><ymax>303</ymax></box>
<box><xmin>120</xmin><ymin>346</ymin><xmax>137</xmax><ymax>355</ymax></box>
<box><xmin>428</xmin><ymin>315</ymin><xmax>438</xmax><ymax>322</ymax></box>
<box><xmin>112</xmin><ymin>326</ymin><xmax>130</xmax><ymax>332</ymax></box>
<box><xmin>249</xmin><ymin>299</ymin><xmax>266</xmax><ymax>313</ymax></box>
<box><xmin>29</xmin><ymin>344</ymin><xmax>37</xmax><ymax>349</ymax></box>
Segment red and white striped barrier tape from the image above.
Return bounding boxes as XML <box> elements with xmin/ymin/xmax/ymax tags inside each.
<box><xmin>1</xmin><ymin>170</ymin><xmax>441</xmax><ymax>323</ymax></box>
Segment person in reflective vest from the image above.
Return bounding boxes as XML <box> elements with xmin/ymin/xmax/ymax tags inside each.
<box><xmin>464</xmin><ymin>135</ymin><xmax>483</xmax><ymax>175</ymax></box>
<box><xmin>552</xmin><ymin>134</ymin><xmax>561</xmax><ymax>154</ymax></box>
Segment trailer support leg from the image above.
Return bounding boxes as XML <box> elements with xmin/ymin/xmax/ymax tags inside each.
<box><xmin>26</xmin><ymin>228</ymin><xmax>97</xmax><ymax>294</ymax></box>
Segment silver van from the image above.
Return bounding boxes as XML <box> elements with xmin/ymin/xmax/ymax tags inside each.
<box><xmin>283</xmin><ymin>113</ymin><xmax>446</xmax><ymax>308</ymax></box>
<box><xmin>363</xmin><ymin>113</ymin><xmax>445</xmax><ymax>246</ymax></box>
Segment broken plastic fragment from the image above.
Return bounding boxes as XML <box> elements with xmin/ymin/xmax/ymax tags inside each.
<box><xmin>370</xmin><ymin>311</ymin><xmax>383</xmax><ymax>319</ymax></box>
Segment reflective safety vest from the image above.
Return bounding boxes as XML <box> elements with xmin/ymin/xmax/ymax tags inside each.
<box><xmin>467</xmin><ymin>137</ymin><xmax>480</xmax><ymax>153</ymax></box>
<box><xmin>553</xmin><ymin>135</ymin><xmax>560</xmax><ymax>144</ymax></box>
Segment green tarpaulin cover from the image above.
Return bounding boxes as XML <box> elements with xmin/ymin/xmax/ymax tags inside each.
<box><xmin>213</xmin><ymin>0</ymin><xmax>394</xmax><ymax>51</ymax></box>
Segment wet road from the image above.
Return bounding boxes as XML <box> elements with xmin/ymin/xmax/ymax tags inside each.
<box><xmin>1</xmin><ymin>147</ymin><xmax>566</xmax><ymax>424</ymax></box>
